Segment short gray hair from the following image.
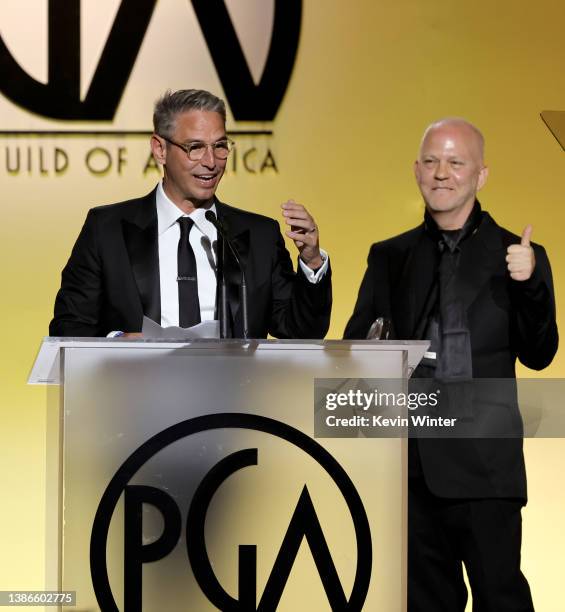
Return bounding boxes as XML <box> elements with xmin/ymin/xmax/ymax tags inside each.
<box><xmin>153</xmin><ymin>89</ymin><xmax>226</xmax><ymax>138</ymax></box>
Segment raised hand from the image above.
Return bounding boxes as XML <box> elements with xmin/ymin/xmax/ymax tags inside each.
<box><xmin>281</xmin><ymin>200</ymin><xmax>323</xmax><ymax>269</ymax></box>
<box><xmin>506</xmin><ymin>225</ymin><xmax>536</xmax><ymax>281</ymax></box>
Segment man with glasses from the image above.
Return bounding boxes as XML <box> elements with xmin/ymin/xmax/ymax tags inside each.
<box><xmin>50</xmin><ymin>89</ymin><xmax>331</xmax><ymax>338</ymax></box>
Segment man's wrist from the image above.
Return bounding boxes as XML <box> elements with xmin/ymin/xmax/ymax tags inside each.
<box><xmin>298</xmin><ymin>251</ymin><xmax>329</xmax><ymax>283</ymax></box>
<box><xmin>301</xmin><ymin>254</ymin><xmax>324</xmax><ymax>271</ymax></box>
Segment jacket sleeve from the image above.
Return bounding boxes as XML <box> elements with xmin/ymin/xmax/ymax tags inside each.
<box><xmin>268</xmin><ymin>224</ymin><xmax>332</xmax><ymax>339</ymax></box>
<box><xmin>344</xmin><ymin>243</ymin><xmax>391</xmax><ymax>340</ymax></box>
<box><xmin>511</xmin><ymin>243</ymin><xmax>558</xmax><ymax>370</ymax></box>
<box><xmin>49</xmin><ymin>209</ymin><xmax>104</xmax><ymax>337</ymax></box>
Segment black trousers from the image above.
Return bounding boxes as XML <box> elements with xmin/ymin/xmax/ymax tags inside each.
<box><xmin>408</xmin><ymin>474</ymin><xmax>534</xmax><ymax>612</ymax></box>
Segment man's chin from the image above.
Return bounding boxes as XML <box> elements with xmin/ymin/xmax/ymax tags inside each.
<box><xmin>191</xmin><ymin>185</ymin><xmax>218</xmax><ymax>206</ymax></box>
<box><xmin>191</xmin><ymin>176</ymin><xmax>222</xmax><ymax>199</ymax></box>
<box><xmin>189</xmin><ymin>194</ymin><xmax>215</xmax><ymax>208</ymax></box>
<box><xmin>425</xmin><ymin>200</ymin><xmax>457</xmax><ymax>213</ymax></box>
<box><xmin>423</xmin><ymin>191</ymin><xmax>457</xmax><ymax>208</ymax></box>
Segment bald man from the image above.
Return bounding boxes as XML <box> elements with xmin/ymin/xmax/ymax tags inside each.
<box><xmin>345</xmin><ymin>119</ymin><xmax>558</xmax><ymax>611</ymax></box>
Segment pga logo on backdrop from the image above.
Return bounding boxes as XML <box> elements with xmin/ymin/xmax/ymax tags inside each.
<box><xmin>0</xmin><ymin>0</ymin><xmax>302</xmax><ymax>177</ymax></box>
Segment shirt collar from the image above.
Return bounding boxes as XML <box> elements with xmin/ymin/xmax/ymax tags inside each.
<box><xmin>156</xmin><ymin>180</ymin><xmax>217</xmax><ymax>238</ymax></box>
<box><xmin>424</xmin><ymin>200</ymin><xmax>484</xmax><ymax>252</ymax></box>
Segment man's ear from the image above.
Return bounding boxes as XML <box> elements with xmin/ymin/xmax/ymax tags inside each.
<box><xmin>477</xmin><ymin>165</ymin><xmax>489</xmax><ymax>191</ymax></box>
<box><xmin>414</xmin><ymin>159</ymin><xmax>421</xmax><ymax>182</ymax></box>
<box><xmin>150</xmin><ymin>134</ymin><xmax>166</xmax><ymax>166</ymax></box>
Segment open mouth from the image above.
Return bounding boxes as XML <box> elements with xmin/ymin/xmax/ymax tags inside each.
<box><xmin>194</xmin><ymin>174</ymin><xmax>217</xmax><ymax>186</ymax></box>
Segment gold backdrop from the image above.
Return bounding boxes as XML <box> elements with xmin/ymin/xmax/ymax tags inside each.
<box><xmin>1</xmin><ymin>0</ymin><xmax>564</xmax><ymax>609</ymax></box>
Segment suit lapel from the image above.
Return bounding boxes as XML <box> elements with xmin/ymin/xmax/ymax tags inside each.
<box><xmin>393</xmin><ymin>213</ymin><xmax>504</xmax><ymax>340</ymax></box>
<box><xmin>454</xmin><ymin>213</ymin><xmax>503</xmax><ymax>313</ymax></box>
<box><xmin>122</xmin><ymin>191</ymin><xmax>161</xmax><ymax>323</ymax></box>
<box><xmin>395</xmin><ymin>226</ymin><xmax>438</xmax><ymax>338</ymax></box>
<box><xmin>215</xmin><ymin>201</ymin><xmax>250</xmax><ymax>329</ymax></box>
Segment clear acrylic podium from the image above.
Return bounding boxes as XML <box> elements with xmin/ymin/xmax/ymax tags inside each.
<box><xmin>29</xmin><ymin>338</ymin><xmax>427</xmax><ymax>611</ymax></box>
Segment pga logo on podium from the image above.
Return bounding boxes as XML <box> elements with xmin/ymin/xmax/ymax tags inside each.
<box><xmin>90</xmin><ymin>414</ymin><xmax>372</xmax><ymax>610</ymax></box>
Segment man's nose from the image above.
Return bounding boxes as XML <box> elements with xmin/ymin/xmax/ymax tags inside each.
<box><xmin>200</xmin><ymin>145</ymin><xmax>216</xmax><ymax>168</ymax></box>
<box><xmin>434</xmin><ymin>160</ymin><xmax>449</xmax><ymax>179</ymax></box>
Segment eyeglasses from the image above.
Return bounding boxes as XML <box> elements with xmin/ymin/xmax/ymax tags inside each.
<box><xmin>160</xmin><ymin>136</ymin><xmax>234</xmax><ymax>161</ymax></box>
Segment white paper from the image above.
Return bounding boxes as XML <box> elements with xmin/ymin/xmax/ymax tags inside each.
<box><xmin>142</xmin><ymin>316</ymin><xmax>220</xmax><ymax>339</ymax></box>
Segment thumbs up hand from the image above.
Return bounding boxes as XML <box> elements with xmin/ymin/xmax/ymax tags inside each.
<box><xmin>506</xmin><ymin>225</ymin><xmax>536</xmax><ymax>281</ymax></box>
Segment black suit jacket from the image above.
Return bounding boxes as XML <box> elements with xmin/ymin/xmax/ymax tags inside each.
<box><xmin>50</xmin><ymin>189</ymin><xmax>332</xmax><ymax>339</ymax></box>
<box><xmin>345</xmin><ymin>212</ymin><xmax>558</xmax><ymax>499</ymax></box>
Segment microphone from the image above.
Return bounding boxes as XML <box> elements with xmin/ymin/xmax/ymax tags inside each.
<box><xmin>205</xmin><ymin>209</ymin><xmax>226</xmax><ymax>234</ymax></box>
<box><xmin>205</xmin><ymin>210</ymin><xmax>249</xmax><ymax>339</ymax></box>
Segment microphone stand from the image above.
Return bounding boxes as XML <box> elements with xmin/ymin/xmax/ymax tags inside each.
<box><xmin>219</xmin><ymin>236</ymin><xmax>229</xmax><ymax>339</ymax></box>
<box><xmin>206</xmin><ymin>211</ymin><xmax>249</xmax><ymax>339</ymax></box>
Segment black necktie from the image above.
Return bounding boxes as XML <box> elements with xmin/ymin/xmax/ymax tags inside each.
<box><xmin>436</xmin><ymin>240</ymin><xmax>473</xmax><ymax>381</ymax></box>
<box><xmin>177</xmin><ymin>217</ymin><xmax>201</xmax><ymax>327</ymax></box>
<box><xmin>421</xmin><ymin>202</ymin><xmax>483</xmax><ymax>381</ymax></box>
